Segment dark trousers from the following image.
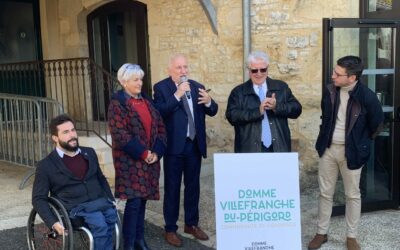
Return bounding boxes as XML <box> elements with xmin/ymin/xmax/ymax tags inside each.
<box><xmin>122</xmin><ymin>198</ymin><xmax>147</xmax><ymax>249</ymax></box>
<box><xmin>261</xmin><ymin>144</ymin><xmax>274</xmax><ymax>152</ymax></box>
<box><xmin>69</xmin><ymin>199</ymin><xmax>117</xmax><ymax>250</ymax></box>
<box><xmin>163</xmin><ymin>138</ymin><xmax>202</xmax><ymax>232</ymax></box>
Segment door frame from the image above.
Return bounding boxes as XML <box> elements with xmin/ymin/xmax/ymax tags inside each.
<box><xmin>87</xmin><ymin>0</ymin><xmax>150</xmax><ymax>91</ymax></box>
<box><xmin>86</xmin><ymin>0</ymin><xmax>150</xmax><ymax>120</ymax></box>
<box><xmin>322</xmin><ymin>18</ymin><xmax>400</xmax><ymax>214</ymax></box>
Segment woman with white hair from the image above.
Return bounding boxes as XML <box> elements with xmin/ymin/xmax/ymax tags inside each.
<box><xmin>108</xmin><ymin>63</ymin><xmax>167</xmax><ymax>250</ymax></box>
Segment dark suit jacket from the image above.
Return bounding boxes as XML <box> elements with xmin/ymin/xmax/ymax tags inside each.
<box><xmin>153</xmin><ymin>77</ymin><xmax>218</xmax><ymax>157</ymax></box>
<box><xmin>32</xmin><ymin>146</ymin><xmax>114</xmax><ymax>228</ymax></box>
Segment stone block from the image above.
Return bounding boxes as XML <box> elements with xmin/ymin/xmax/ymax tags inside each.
<box><xmin>310</xmin><ymin>32</ymin><xmax>319</xmax><ymax>47</ymax></box>
<box><xmin>96</xmin><ymin>148</ymin><xmax>113</xmax><ymax>165</ymax></box>
<box><xmin>270</xmin><ymin>11</ymin><xmax>289</xmax><ymax>24</ymax></box>
<box><xmin>102</xmin><ymin>163</ymin><xmax>115</xmax><ymax>180</ymax></box>
<box><xmin>277</xmin><ymin>63</ymin><xmax>300</xmax><ymax>74</ymax></box>
<box><xmin>288</xmin><ymin>50</ymin><xmax>298</xmax><ymax>60</ymax></box>
<box><xmin>59</xmin><ymin>19</ymin><xmax>70</xmax><ymax>34</ymax></box>
<box><xmin>65</xmin><ymin>33</ymin><xmax>80</xmax><ymax>46</ymax></box>
<box><xmin>287</xmin><ymin>36</ymin><xmax>309</xmax><ymax>48</ymax></box>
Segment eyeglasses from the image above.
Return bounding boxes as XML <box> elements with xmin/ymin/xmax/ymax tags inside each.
<box><xmin>122</xmin><ymin>65</ymin><xmax>135</xmax><ymax>74</ymax></box>
<box><xmin>332</xmin><ymin>70</ymin><xmax>348</xmax><ymax>77</ymax></box>
<box><xmin>249</xmin><ymin>67</ymin><xmax>268</xmax><ymax>74</ymax></box>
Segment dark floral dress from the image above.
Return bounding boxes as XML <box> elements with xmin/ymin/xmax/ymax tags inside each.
<box><xmin>108</xmin><ymin>90</ymin><xmax>167</xmax><ymax>200</ymax></box>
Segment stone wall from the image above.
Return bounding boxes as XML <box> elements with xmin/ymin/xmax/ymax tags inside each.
<box><xmin>249</xmin><ymin>0</ymin><xmax>358</xmax><ymax>176</ymax></box>
<box><xmin>146</xmin><ymin>0</ymin><xmax>244</xmax><ymax>163</ymax></box>
<box><xmin>39</xmin><ymin>0</ymin><xmax>359</xmax><ymax>173</ymax></box>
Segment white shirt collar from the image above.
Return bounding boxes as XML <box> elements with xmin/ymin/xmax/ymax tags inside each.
<box><xmin>56</xmin><ymin>147</ymin><xmax>81</xmax><ymax>158</ymax></box>
<box><xmin>253</xmin><ymin>80</ymin><xmax>267</xmax><ymax>93</ymax></box>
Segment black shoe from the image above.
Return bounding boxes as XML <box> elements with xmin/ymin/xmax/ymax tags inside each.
<box><xmin>134</xmin><ymin>239</ymin><xmax>151</xmax><ymax>250</ymax></box>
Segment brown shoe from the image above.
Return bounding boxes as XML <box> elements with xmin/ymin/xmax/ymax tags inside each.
<box><xmin>184</xmin><ymin>225</ymin><xmax>209</xmax><ymax>241</ymax></box>
<box><xmin>346</xmin><ymin>237</ymin><xmax>360</xmax><ymax>250</ymax></box>
<box><xmin>308</xmin><ymin>234</ymin><xmax>328</xmax><ymax>250</ymax></box>
<box><xmin>164</xmin><ymin>232</ymin><xmax>182</xmax><ymax>247</ymax></box>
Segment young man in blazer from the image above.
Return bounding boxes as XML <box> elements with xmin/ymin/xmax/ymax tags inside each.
<box><xmin>32</xmin><ymin>114</ymin><xmax>117</xmax><ymax>250</ymax></box>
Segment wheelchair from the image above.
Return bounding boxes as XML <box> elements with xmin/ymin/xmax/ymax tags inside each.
<box><xmin>27</xmin><ymin>197</ymin><xmax>121</xmax><ymax>250</ymax></box>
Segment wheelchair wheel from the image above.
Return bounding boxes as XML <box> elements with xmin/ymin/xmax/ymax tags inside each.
<box><xmin>27</xmin><ymin>200</ymin><xmax>74</xmax><ymax>250</ymax></box>
<box><xmin>73</xmin><ymin>229</ymin><xmax>91</xmax><ymax>250</ymax></box>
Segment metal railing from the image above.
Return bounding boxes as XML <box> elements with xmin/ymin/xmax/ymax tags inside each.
<box><xmin>0</xmin><ymin>58</ymin><xmax>121</xmax><ymax>146</ymax></box>
<box><xmin>0</xmin><ymin>93</ymin><xmax>63</xmax><ymax>188</ymax></box>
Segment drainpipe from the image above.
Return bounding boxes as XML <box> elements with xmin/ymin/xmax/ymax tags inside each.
<box><xmin>243</xmin><ymin>0</ymin><xmax>251</xmax><ymax>81</ymax></box>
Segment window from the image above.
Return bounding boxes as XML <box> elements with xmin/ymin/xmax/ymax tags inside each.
<box><xmin>361</xmin><ymin>0</ymin><xmax>400</xmax><ymax>18</ymax></box>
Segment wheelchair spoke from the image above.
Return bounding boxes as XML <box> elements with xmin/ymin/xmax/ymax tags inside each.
<box><xmin>30</xmin><ymin>221</ymin><xmax>64</xmax><ymax>249</ymax></box>
<box><xmin>27</xmin><ymin>197</ymin><xmax>121</xmax><ymax>250</ymax></box>
<box><xmin>27</xmin><ymin>204</ymin><xmax>72</xmax><ymax>250</ymax></box>
<box><xmin>74</xmin><ymin>231</ymin><xmax>90</xmax><ymax>250</ymax></box>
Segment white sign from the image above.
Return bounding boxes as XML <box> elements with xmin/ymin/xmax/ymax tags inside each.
<box><xmin>214</xmin><ymin>153</ymin><xmax>301</xmax><ymax>250</ymax></box>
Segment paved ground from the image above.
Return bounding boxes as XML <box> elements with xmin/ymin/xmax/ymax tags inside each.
<box><xmin>0</xmin><ymin>222</ymin><xmax>214</xmax><ymax>250</ymax></box>
<box><xmin>1</xmin><ymin>160</ymin><xmax>400</xmax><ymax>249</ymax></box>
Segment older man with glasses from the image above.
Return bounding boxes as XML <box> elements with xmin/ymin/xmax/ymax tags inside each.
<box><xmin>226</xmin><ymin>50</ymin><xmax>302</xmax><ymax>153</ymax></box>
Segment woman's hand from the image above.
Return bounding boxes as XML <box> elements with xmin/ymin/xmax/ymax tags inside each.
<box><xmin>145</xmin><ymin>151</ymin><xmax>158</xmax><ymax>164</ymax></box>
<box><xmin>145</xmin><ymin>150</ymin><xmax>152</xmax><ymax>163</ymax></box>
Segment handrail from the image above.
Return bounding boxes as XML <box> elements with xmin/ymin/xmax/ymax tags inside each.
<box><xmin>0</xmin><ymin>93</ymin><xmax>63</xmax><ymax>188</ymax></box>
<box><xmin>0</xmin><ymin>57</ymin><xmax>120</xmax><ymax>147</ymax></box>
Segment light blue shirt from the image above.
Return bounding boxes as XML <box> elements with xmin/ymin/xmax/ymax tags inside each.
<box><xmin>253</xmin><ymin>81</ymin><xmax>267</xmax><ymax>97</ymax></box>
<box><xmin>56</xmin><ymin>147</ymin><xmax>81</xmax><ymax>158</ymax></box>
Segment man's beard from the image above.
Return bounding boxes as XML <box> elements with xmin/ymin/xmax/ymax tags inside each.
<box><xmin>59</xmin><ymin>138</ymin><xmax>79</xmax><ymax>152</ymax></box>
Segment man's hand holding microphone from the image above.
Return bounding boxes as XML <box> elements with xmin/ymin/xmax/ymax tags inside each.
<box><xmin>175</xmin><ymin>76</ymin><xmax>212</xmax><ymax>106</ymax></box>
<box><xmin>175</xmin><ymin>76</ymin><xmax>191</xmax><ymax>99</ymax></box>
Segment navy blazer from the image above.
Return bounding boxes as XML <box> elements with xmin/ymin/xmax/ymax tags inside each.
<box><xmin>153</xmin><ymin>77</ymin><xmax>218</xmax><ymax>157</ymax></box>
<box><xmin>315</xmin><ymin>81</ymin><xmax>384</xmax><ymax>169</ymax></box>
<box><xmin>32</xmin><ymin>146</ymin><xmax>114</xmax><ymax>228</ymax></box>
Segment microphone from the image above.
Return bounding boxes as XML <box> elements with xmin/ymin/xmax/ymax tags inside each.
<box><xmin>180</xmin><ymin>76</ymin><xmax>191</xmax><ymax>99</ymax></box>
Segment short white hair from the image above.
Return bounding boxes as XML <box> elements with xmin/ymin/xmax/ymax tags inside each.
<box><xmin>247</xmin><ymin>51</ymin><xmax>270</xmax><ymax>67</ymax></box>
<box><xmin>168</xmin><ymin>53</ymin><xmax>187</xmax><ymax>69</ymax></box>
<box><xmin>117</xmin><ymin>63</ymin><xmax>144</xmax><ymax>83</ymax></box>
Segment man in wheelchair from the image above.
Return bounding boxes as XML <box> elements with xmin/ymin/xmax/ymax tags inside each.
<box><xmin>32</xmin><ymin>114</ymin><xmax>118</xmax><ymax>250</ymax></box>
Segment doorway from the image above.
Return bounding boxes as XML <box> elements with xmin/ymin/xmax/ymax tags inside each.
<box><xmin>0</xmin><ymin>0</ymin><xmax>44</xmax><ymax>96</ymax></box>
<box><xmin>322</xmin><ymin>18</ymin><xmax>400</xmax><ymax>214</ymax></box>
<box><xmin>87</xmin><ymin>0</ymin><xmax>150</xmax><ymax>119</ymax></box>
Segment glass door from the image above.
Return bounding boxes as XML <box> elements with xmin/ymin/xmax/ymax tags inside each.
<box><xmin>322</xmin><ymin>18</ymin><xmax>400</xmax><ymax>214</ymax></box>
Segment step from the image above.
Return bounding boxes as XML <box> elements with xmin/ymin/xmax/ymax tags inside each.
<box><xmin>78</xmin><ymin>135</ymin><xmax>110</xmax><ymax>150</ymax></box>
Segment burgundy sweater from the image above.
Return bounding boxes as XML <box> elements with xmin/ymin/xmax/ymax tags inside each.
<box><xmin>61</xmin><ymin>153</ymin><xmax>89</xmax><ymax>180</ymax></box>
<box><xmin>128</xmin><ymin>98</ymin><xmax>152</xmax><ymax>159</ymax></box>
